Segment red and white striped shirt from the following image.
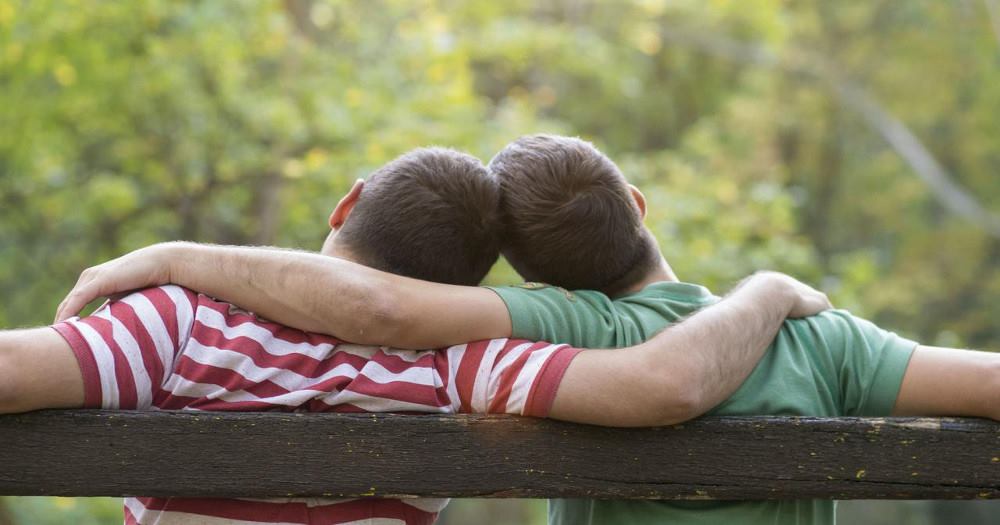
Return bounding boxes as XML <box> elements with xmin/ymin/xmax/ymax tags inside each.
<box><xmin>52</xmin><ymin>285</ymin><xmax>580</xmax><ymax>525</ymax></box>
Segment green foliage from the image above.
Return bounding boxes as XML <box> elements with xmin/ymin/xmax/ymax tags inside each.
<box><xmin>1</xmin><ymin>0</ymin><xmax>998</xmax><ymax>523</ymax></box>
<box><xmin>0</xmin><ymin>496</ymin><xmax>121</xmax><ymax>525</ymax></box>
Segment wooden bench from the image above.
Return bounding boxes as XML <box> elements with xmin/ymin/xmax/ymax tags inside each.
<box><xmin>1</xmin><ymin>411</ymin><xmax>997</xmax><ymax>500</ymax></box>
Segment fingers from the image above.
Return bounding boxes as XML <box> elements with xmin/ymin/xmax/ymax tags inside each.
<box><xmin>55</xmin><ymin>283</ymin><xmax>96</xmax><ymax>323</ymax></box>
<box><xmin>53</xmin><ymin>246</ymin><xmax>169</xmax><ymax>322</ymax></box>
<box><xmin>812</xmin><ymin>289</ymin><xmax>834</xmax><ymax>312</ymax></box>
<box><xmin>756</xmin><ymin>271</ymin><xmax>832</xmax><ymax>319</ymax></box>
<box><xmin>54</xmin><ymin>266</ymin><xmax>100</xmax><ymax>323</ymax></box>
<box><xmin>787</xmin><ymin>290</ymin><xmax>833</xmax><ymax>318</ymax></box>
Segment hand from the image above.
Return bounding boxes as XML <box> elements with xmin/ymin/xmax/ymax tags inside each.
<box><xmin>55</xmin><ymin>243</ymin><xmax>179</xmax><ymax>322</ymax></box>
<box><xmin>747</xmin><ymin>271</ymin><xmax>833</xmax><ymax>318</ymax></box>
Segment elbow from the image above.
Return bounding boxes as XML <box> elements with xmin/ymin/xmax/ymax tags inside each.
<box><xmin>657</xmin><ymin>386</ymin><xmax>704</xmax><ymax>426</ymax></box>
<box><xmin>634</xmin><ymin>350</ymin><xmax>707</xmax><ymax>426</ymax></box>
<box><xmin>369</xmin><ymin>290</ymin><xmax>411</xmax><ymax>346</ymax></box>
<box><xmin>346</xmin><ymin>280</ymin><xmax>410</xmax><ymax>346</ymax></box>
<box><xmin>643</xmin><ymin>373</ymin><xmax>705</xmax><ymax>426</ymax></box>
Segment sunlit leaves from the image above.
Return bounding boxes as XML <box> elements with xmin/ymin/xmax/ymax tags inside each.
<box><xmin>0</xmin><ymin>0</ymin><xmax>996</xmax><ymax>346</ymax></box>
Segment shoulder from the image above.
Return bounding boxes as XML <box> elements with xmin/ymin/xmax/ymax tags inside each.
<box><xmin>490</xmin><ymin>282</ymin><xmax>611</xmax><ymax>307</ymax></box>
<box><xmin>106</xmin><ymin>285</ymin><xmax>200</xmax><ymax>324</ymax></box>
<box><xmin>798</xmin><ymin>309</ymin><xmax>871</xmax><ymax>331</ymax></box>
<box><xmin>488</xmin><ymin>283</ymin><xmax>616</xmax><ymax>325</ymax></box>
<box><xmin>782</xmin><ymin>309</ymin><xmax>891</xmax><ymax>351</ymax></box>
<box><xmin>120</xmin><ymin>284</ymin><xmax>198</xmax><ymax>306</ymax></box>
<box><xmin>179</xmin><ymin>289</ymin><xmax>343</xmax><ymax>347</ymax></box>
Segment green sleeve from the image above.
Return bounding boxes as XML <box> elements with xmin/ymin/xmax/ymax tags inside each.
<box><xmin>487</xmin><ymin>285</ymin><xmax>620</xmax><ymax>348</ymax></box>
<box><xmin>811</xmin><ymin>310</ymin><xmax>918</xmax><ymax>416</ymax></box>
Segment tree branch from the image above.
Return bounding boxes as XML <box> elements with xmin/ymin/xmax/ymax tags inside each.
<box><xmin>658</xmin><ymin>25</ymin><xmax>1000</xmax><ymax>238</ymax></box>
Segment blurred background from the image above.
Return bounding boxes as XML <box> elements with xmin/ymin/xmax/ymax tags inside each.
<box><xmin>1</xmin><ymin>0</ymin><xmax>998</xmax><ymax>523</ymax></box>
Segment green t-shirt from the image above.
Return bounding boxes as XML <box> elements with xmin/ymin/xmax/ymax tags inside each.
<box><xmin>489</xmin><ymin>281</ymin><xmax>918</xmax><ymax>525</ymax></box>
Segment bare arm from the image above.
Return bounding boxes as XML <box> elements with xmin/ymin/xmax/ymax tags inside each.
<box><xmin>550</xmin><ymin>273</ymin><xmax>831</xmax><ymax>426</ymax></box>
<box><xmin>0</xmin><ymin>328</ymin><xmax>84</xmax><ymax>414</ymax></box>
<box><xmin>892</xmin><ymin>345</ymin><xmax>1000</xmax><ymax>420</ymax></box>
<box><xmin>55</xmin><ymin>242</ymin><xmax>511</xmax><ymax>349</ymax></box>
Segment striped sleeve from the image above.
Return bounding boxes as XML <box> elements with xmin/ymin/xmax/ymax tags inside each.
<box><xmin>449</xmin><ymin>338</ymin><xmax>581</xmax><ymax>417</ymax></box>
<box><xmin>126</xmin><ymin>496</ymin><xmax>443</xmax><ymax>525</ymax></box>
<box><xmin>51</xmin><ymin>285</ymin><xmax>198</xmax><ymax>410</ymax></box>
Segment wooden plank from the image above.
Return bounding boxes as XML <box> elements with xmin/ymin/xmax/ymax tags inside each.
<box><xmin>0</xmin><ymin>411</ymin><xmax>997</xmax><ymax>500</ymax></box>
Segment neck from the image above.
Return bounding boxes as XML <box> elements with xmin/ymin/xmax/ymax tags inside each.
<box><xmin>617</xmin><ymin>229</ymin><xmax>678</xmax><ymax>295</ymax></box>
<box><xmin>322</xmin><ymin>235</ymin><xmax>363</xmax><ymax>265</ymax></box>
<box><xmin>618</xmin><ymin>255</ymin><xmax>677</xmax><ymax>295</ymax></box>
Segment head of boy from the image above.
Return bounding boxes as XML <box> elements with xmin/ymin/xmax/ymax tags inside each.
<box><xmin>489</xmin><ymin>134</ymin><xmax>661</xmax><ymax>296</ymax></box>
<box><xmin>321</xmin><ymin>147</ymin><xmax>501</xmax><ymax>286</ymax></box>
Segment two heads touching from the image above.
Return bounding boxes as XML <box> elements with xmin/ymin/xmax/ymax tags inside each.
<box><xmin>321</xmin><ymin>133</ymin><xmax>671</xmax><ymax>297</ymax></box>
<box><xmin>54</xmin><ymin>131</ymin><xmax>829</xmax><ymax>352</ymax></box>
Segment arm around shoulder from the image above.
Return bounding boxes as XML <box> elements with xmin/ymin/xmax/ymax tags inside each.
<box><xmin>384</xmin><ymin>281</ymin><xmax>512</xmax><ymax>349</ymax></box>
<box><xmin>56</xmin><ymin>241</ymin><xmax>513</xmax><ymax>348</ymax></box>
<box><xmin>83</xmin><ymin>242</ymin><xmax>511</xmax><ymax>349</ymax></box>
<box><xmin>550</xmin><ymin>272</ymin><xmax>827</xmax><ymax>427</ymax></box>
<box><xmin>549</xmin><ymin>345</ymin><xmax>703</xmax><ymax>427</ymax></box>
<box><xmin>186</xmin><ymin>243</ymin><xmax>516</xmax><ymax>348</ymax></box>
<box><xmin>175</xmin><ymin>243</ymin><xmax>514</xmax><ymax>348</ymax></box>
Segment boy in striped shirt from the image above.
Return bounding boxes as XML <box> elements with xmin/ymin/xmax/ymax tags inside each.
<box><xmin>4</xmin><ymin>148</ymin><xmax>831</xmax><ymax>524</ymax></box>
<box><xmin>52</xmin><ymin>283</ymin><xmax>579</xmax><ymax>524</ymax></box>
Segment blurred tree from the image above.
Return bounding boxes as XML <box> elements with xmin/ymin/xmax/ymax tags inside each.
<box><xmin>0</xmin><ymin>0</ymin><xmax>539</xmax><ymax>326</ymax></box>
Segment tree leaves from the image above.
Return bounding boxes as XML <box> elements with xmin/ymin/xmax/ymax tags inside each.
<box><xmin>1</xmin><ymin>0</ymin><xmax>996</xmax><ymax>344</ymax></box>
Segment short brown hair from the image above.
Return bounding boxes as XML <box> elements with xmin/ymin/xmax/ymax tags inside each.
<box><xmin>338</xmin><ymin>147</ymin><xmax>501</xmax><ymax>286</ymax></box>
<box><xmin>489</xmin><ymin>135</ymin><xmax>658</xmax><ymax>295</ymax></box>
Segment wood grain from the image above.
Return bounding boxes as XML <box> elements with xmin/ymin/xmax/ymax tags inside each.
<box><xmin>0</xmin><ymin>411</ymin><xmax>996</xmax><ymax>500</ymax></box>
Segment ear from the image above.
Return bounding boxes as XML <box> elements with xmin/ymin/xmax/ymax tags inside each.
<box><xmin>628</xmin><ymin>184</ymin><xmax>647</xmax><ymax>220</ymax></box>
<box><xmin>329</xmin><ymin>179</ymin><xmax>365</xmax><ymax>230</ymax></box>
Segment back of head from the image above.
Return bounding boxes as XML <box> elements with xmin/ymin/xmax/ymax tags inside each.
<box><xmin>489</xmin><ymin>134</ymin><xmax>658</xmax><ymax>295</ymax></box>
<box><xmin>337</xmin><ymin>147</ymin><xmax>501</xmax><ymax>286</ymax></box>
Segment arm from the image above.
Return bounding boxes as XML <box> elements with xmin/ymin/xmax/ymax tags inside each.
<box><xmin>0</xmin><ymin>328</ymin><xmax>84</xmax><ymax>414</ymax></box>
<box><xmin>892</xmin><ymin>345</ymin><xmax>1000</xmax><ymax>420</ymax></box>
<box><xmin>549</xmin><ymin>272</ymin><xmax>831</xmax><ymax>426</ymax></box>
<box><xmin>55</xmin><ymin>242</ymin><xmax>511</xmax><ymax>349</ymax></box>
<box><xmin>5</xmin><ymin>285</ymin><xmax>199</xmax><ymax>415</ymax></box>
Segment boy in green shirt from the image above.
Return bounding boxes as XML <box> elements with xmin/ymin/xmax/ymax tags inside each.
<box><xmin>490</xmin><ymin>281</ymin><xmax>915</xmax><ymax>525</ymax></box>
<box><xmin>59</xmin><ymin>137</ymin><xmax>999</xmax><ymax>525</ymax></box>
<box><xmin>483</xmin><ymin>134</ymin><xmax>996</xmax><ymax>525</ymax></box>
